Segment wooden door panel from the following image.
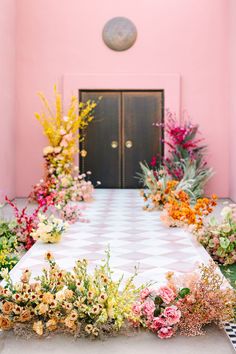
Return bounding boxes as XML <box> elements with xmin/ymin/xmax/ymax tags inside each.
<box><xmin>80</xmin><ymin>91</ymin><xmax>121</xmax><ymax>188</ymax></box>
<box><xmin>123</xmin><ymin>92</ymin><xmax>163</xmax><ymax>188</ymax></box>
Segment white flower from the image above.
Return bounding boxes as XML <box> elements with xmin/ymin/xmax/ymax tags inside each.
<box><xmin>221</xmin><ymin>206</ymin><xmax>232</xmax><ymax>220</ymax></box>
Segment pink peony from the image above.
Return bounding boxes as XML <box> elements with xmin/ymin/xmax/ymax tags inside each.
<box><xmin>142</xmin><ymin>299</ymin><xmax>155</xmax><ymax>319</ymax></box>
<box><xmin>149</xmin><ymin>316</ymin><xmax>166</xmax><ymax>331</ymax></box>
<box><xmin>158</xmin><ymin>286</ymin><xmax>176</xmax><ymax>304</ymax></box>
<box><xmin>163</xmin><ymin>306</ymin><xmax>181</xmax><ymax>325</ymax></box>
<box><xmin>158</xmin><ymin>326</ymin><xmax>174</xmax><ymax>339</ymax></box>
<box><xmin>140</xmin><ymin>288</ymin><xmax>151</xmax><ymax>300</ymax></box>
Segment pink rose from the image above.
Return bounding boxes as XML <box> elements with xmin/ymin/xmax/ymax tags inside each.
<box><xmin>158</xmin><ymin>286</ymin><xmax>175</xmax><ymax>304</ymax></box>
<box><xmin>142</xmin><ymin>299</ymin><xmax>155</xmax><ymax>319</ymax></box>
<box><xmin>132</xmin><ymin>303</ymin><xmax>142</xmax><ymax>316</ymax></box>
<box><xmin>163</xmin><ymin>306</ymin><xmax>181</xmax><ymax>325</ymax></box>
<box><xmin>158</xmin><ymin>326</ymin><xmax>174</xmax><ymax>339</ymax></box>
<box><xmin>149</xmin><ymin>316</ymin><xmax>166</xmax><ymax>331</ymax></box>
<box><xmin>140</xmin><ymin>288</ymin><xmax>151</xmax><ymax>300</ymax></box>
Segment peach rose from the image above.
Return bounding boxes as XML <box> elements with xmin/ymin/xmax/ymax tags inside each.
<box><xmin>0</xmin><ymin>315</ymin><xmax>12</xmax><ymax>330</ymax></box>
<box><xmin>2</xmin><ymin>301</ymin><xmax>14</xmax><ymax>315</ymax></box>
<box><xmin>19</xmin><ymin>309</ymin><xmax>31</xmax><ymax>323</ymax></box>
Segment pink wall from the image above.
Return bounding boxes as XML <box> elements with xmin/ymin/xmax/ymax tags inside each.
<box><xmin>0</xmin><ymin>0</ymin><xmax>16</xmax><ymax>200</ymax></box>
<box><xmin>229</xmin><ymin>0</ymin><xmax>236</xmax><ymax>202</ymax></box>
<box><xmin>15</xmin><ymin>0</ymin><xmax>229</xmax><ymax>197</ymax></box>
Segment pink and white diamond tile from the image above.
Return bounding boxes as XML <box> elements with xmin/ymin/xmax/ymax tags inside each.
<box><xmin>9</xmin><ymin>189</ymin><xmax>213</xmax><ymax>286</ymax></box>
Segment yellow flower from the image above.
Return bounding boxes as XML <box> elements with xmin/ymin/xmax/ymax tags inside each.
<box><xmin>85</xmin><ymin>324</ymin><xmax>93</xmax><ymax>334</ymax></box>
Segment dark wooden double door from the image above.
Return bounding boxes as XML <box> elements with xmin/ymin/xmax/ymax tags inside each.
<box><xmin>80</xmin><ymin>90</ymin><xmax>164</xmax><ymax>188</ymax></box>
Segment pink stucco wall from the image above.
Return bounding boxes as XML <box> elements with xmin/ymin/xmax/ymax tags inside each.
<box><xmin>229</xmin><ymin>0</ymin><xmax>236</xmax><ymax>202</ymax></box>
<box><xmin>15</xmin><ymin>0</ymin><xmax>230</xmax><ymax>197</ymax></box>
<box><xmin>0</xmin><ymin>0</ymin><xmax>16</xmax><ymax>200</ymax></box>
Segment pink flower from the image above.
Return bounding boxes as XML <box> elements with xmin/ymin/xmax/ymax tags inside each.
<box><xmin>132</xmin><ymin>302</ymin><xmax>142</xmax><ymax>316</ymax></box>
<box><xmin>163</xmin><ymin>306</ymin><xmax>181</xmax><ymax>325</ymax></box>
<box><xmin>158</xmin><ymin>286</ymin><xmax>175</xmax><ymax>304</ymax></box>
<box><xmin>142</xmin><ymin>299</ymin><xmax>155</xmax><ymax>319</ymax></box>
<box><xmin>140</xmin><ymin>288</ymin><xmax>151</xmax><ymax>300</ymax></box>
<box><xmin>158</xmin><ymin>326</ymin><xmax>174</xmax><ymax>339</ymax></box>
<box><xmin>150</xmin><ymin>316</ymin><xmax>166</xmax><ymax>331</ymax></box>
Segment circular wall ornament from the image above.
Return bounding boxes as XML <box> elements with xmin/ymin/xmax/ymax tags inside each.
<box><xmin>102</xmin><ymin>17</ymin><xmax>137</xmax><ymax>51</ymax></box>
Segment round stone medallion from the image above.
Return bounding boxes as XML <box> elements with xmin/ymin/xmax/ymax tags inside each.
<box><xmin>102</xmin><ymin>17</ymin><xmax>137</xmax><ymax>51</ymax></box>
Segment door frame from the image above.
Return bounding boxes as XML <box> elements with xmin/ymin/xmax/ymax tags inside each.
<box><xmin>79</xmin><ymin>89</ymin><xmax>165</xmax><ymax>187</ymax></box>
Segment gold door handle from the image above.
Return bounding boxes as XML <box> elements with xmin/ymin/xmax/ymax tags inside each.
<box><xmin>125</xmin><ymin>140</ymin><xmax>133</xmax><ymax>148</ymax></box>
<box><xmin>111</xmin><ymin>140</ymin><xmax>118</xmax><ymax>149</ymax></box>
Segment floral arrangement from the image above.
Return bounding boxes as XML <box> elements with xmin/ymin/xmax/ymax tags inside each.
<box><xmin>31</xmin><ymin>214</ymin><xmax>68</xmax><ymax>244</ymax></box>
<box><xmin>57</xmin><ymin>203</ymin><xmax>88</xmax><ymax>224</ymax></box>
<box><xmin>166</xmin><ymin>261</ymin><xmax>235</xmax><ymax>336</ymax></box>
<box><xmin>196</xmin><ymin>205</ymin><xmax>236</xmax><ymax>265</ymax></box>
<box><xmin>0</xmin><ymin>252</ymin><xmax>234</xmax><ymax>340</ymax></box>
<box><xmin>5</xmin><ymin>197</ymin><xmax>43</xmax><ymax>251</ymax></box>
<box><xmin>0</xmin><ymin>220</ymin><xmax>19</xmax><ymax>277</ymax></box>
<box><xmin>30</xmin><ymin>171</ymin><xmax>96</xmax><ymax>210</ymax></box>
<box><xmin>161</xmin><ymin>191</ymin><xmax>217</xmax><ymax>229</ymax></box>
<box><xmin>30</xmin><ymin>86</ymin><xmax>99</xmax><ymax>209</ymax></box>
<box><xmin>132</xmin><ymin>261</ymin><xmax>235</xmax><ymax>338</ymax></box>
<box><xmin>131</xmin><ymin>285</ymin><xmax>184</xmax><ymax>339</ymax></box>
<box><xmin>35</xmin><ymin>85</ymin><xmax>97</xmax><ymax>179</ymax></box>
<box><xmin>138</xmin><ymin>163</ymin><xmax>178</xmax><ymax>211</ymax></box>
<box><xmin>0</xmin><ymin>251</ymin><xmax>140</xmax><ymax>338</ymax></box>
<box><xmin>153</xmin><ymin>110</ymin><xmax>213</xmax><ymax>182</ymax></box>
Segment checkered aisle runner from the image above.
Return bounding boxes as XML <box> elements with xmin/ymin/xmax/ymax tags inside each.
<box><xmin>8</xmin><ymin>189</ymin><xmax>236</xmax><ymax>350</ymax></box>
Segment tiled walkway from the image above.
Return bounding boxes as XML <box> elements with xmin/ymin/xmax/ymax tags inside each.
<box><xmin>1</xmin><ymin>189</ymin><xmax>235</xmax><ymax>354</ymax></box>
<box><xmin>9</xmin><ymin>189</ymin><xmax>211</xmax><ymax>286</ymax></box>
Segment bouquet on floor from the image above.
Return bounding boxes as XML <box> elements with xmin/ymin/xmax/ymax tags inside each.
<box><xmin>131</xmin><ymin>262</ymin><xmax>235</xmax><ymax>338</ymax></box>
<box><xmin>196</xmin><ymin>205</ymin><xmax>236</xmax><ymax>265</ymax></box>
<box><xmin>161</xmin><ymin>191</ymin><xmax>217</xmax><ymax>229</ymax></box>
<box><xmin>139</xmin><ymin>110</ymin><xmax>213</xmax><ymax>206</ymax></box>
<box><xmin>0</xmin><ymin>251</ymin><xmax>234</xmax><ymax>339</ymax></box>
<box><xmin>30</xmin><ymin>214</ymin><xmax>68</xmax><ymax>243</ymax></box>
<box><xmin>30</xmin><ymin>85</ymin><xmax>100</xmax><ymax>208</ymax></box>
<box><xmin>0</xmin><ymin>251</ymin><xmax>140</xmax><ymax>338</ymax></box>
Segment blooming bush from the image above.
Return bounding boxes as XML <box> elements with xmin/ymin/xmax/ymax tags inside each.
<box><xmin>196</xmin><ymin>205</ymin><xmax>236</xmax><ymax>265</ymax></box>
<box><xmin>0</xmin><ymin>220</ymin><xmax>19</xmax><ymax>277</ymax></box>
<box><xmin>161</xmin><ymin>191</ymin><xmax>217</xmax><ymax>229</ymax></box>
<box><xmin>30</xmin><ymin>171</ymin><xmax>96</xmax><ymax>210</ymax></box>
<box><xmin>31</xmin><ymin>214</ymin><xmax>68</xmax><ymax>243</ymax></box>
<box><xmin>0</xmin><ymin>251</ymin><xmax>140</xmax><ymax>338</ymax></box>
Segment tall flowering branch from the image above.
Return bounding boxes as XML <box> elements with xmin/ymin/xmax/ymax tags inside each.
<box><xmin>5</xmin><ymin>197</ymin><xmax>45</xmax><ymax>250</ymax></box>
